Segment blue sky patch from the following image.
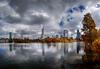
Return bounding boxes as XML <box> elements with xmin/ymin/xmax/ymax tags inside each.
<box><xmin>73</xmin><ymin>7</ymin><xmax>79</xmax><ymax>12</ymax></box>
<box><xmin>67</xmin><ymin>8</ymin><xmax>73</xmax><ymax>13</ymax></box>
<box><xmin>67</xmin><ymin>17</ymin><xmax>74</xmax><ymax>22</ymax></box>
<box><xmin>96</xmin><ymin>4</ymin><xmax>100</xmax><ymax>8</ymax></box>
<box><xmin>78</xmin><ymin>5</ymin><xmax>85</xmax><ymax>12</ymax></box>
<box><xmin>67</xmin><ymin>5</ymin><xmax>85</xmax><ymax>14</ymax></box>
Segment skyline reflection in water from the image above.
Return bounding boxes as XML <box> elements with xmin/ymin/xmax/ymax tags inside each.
<box><xmin>0</xmin><ymin>42</ymin><xmax>85</xmax><ymax>69</ymax></box>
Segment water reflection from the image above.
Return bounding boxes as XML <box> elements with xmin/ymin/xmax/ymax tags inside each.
<box><xmin>9</xmin><ymin>43</ymin><xmax>13</xmax><ymax>52</ymax></box>
<box><xmin>0</xmin><ymin>42</ymin><xmax>85</xmax><ymax>69</ymax></box>
<box><xmin>42</xmin><ymin>43</ymin><xmax>45</xmax><ymax>56</ymax></box>
<box><xmin>77</xmin><ymin>42</ymin><xmax>81</xmax><ymax>54</ymax></box>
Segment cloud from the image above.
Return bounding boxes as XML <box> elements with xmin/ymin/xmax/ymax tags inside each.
<box><xmin>62</xmin><ymin>0</ymin><xmax>100</xmax><ymax>34</ymax></box>
<box><xmin>92</xmin><ymin>10</ymin><xmax>100</xmax><ymax>27</ymax></box>
<box><xmin>96</xmin><ymin>4</ymin><xmax>100</xmax><ymax>8</ymax></box>
<box><xmin>0</xmin><ymin>0</ymin><xmax>100</xmax><ymax>38</ymax></box>
<box><xmin>23</xmin><ymin>11</ymin><xmax>50</xmax><ymax>25</ymax></box>
<box><xmin>9</xmin><ymin>0</ymin><xmax>67</xmax><ymax>16</ymax></box>
<box><xmin>4</xmin><ymin>15</ymin><xmax>21</xmax><ymax>23</ymax></box>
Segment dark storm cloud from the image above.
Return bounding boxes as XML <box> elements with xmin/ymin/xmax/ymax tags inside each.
<box><xmin>9</xmin><ymin>0</ymin><xmax>71</xmax><ymax>16</ymax></box>
<box><xmin>9</xmin><ymin>0</ymin><xmax>30</xmax><ymax>15</ymax></box>
<box><xmin>7</xmin><ymin>0</ymin><xmax>100</xmax><ymax>18</ymax></box>
<box><xmin>16</xmin><ymin>30</ymin><xmax>30</xmax><ymax>34</ymax></box>
<box><xmin>4</xmin><ymin>15</ymin><xmax>21</xmax><ymax>23</ymax></box>
<box><xmin>23</xmin><ymin>14</ymin><xmax>50</xmax><ymax>25</ymax></box>
<box><xmin>8</xmin><ymin>0</ymin><xmax>97</xmax><ymax>25</ymax></box>
<box><xmin>0</xmin><ymin>0</ymin><xmax>8</xmax><ymax>2</ymax></box>
<box><xmin>0</xmin><ymin>0</ymin><xmax>100</xmax><ymax>36</ymax></box>
<box><xmin>30</xmin><ymin>16</ymin><xmax>49</xmax><ymax>25</ymax></box>
<box><xmin>16</xmin><ymin>29</ymin><xmax>36</xmax><ymax>34</ymax></box>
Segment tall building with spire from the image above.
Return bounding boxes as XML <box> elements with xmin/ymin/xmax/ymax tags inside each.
<box><xmin>41</xmin><ymin>25</ymin><xmax>44</xmax><ymax>39</ymax></box>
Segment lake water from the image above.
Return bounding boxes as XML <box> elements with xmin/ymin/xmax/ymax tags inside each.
<box><xmin>0</xmin><ymin>42</ymin><xmax>96</xmax><ymax>69</ymax></box>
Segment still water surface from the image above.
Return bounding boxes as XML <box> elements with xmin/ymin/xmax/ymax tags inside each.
<box><xmin>0</xmin><ymin>42</ymin><xmax>86</xmax><ymax>69</ymax></box>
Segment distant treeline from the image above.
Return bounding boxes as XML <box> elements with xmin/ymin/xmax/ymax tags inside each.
<box><xmin>0</xmin><ymin>37</ymin><xmax>77</xmax><ymax>43</ymax></box>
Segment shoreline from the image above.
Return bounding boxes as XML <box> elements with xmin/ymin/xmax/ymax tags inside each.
<box><xmin>0</xmin><ymin>37</ymin><xmax>80</xmax><ymax>43</ymax></box>
<box><xmin>0</xmin><ymin>41</ymin><xmax>78</xmax><ymax>43</ymax></box>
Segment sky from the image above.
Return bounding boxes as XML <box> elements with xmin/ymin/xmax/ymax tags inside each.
<box><xmin>0</xmin><ymin>0</ymin><xmax>100</xmax><ymax>38</ymax></box>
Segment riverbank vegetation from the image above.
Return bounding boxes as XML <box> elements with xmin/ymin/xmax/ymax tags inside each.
<box><xmin>0</xmin><ymin>37</ymin><xmax>76</xmax><ymax>43</ymax></box>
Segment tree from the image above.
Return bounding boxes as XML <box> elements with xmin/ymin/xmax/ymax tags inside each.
<box><xmin>82</xmin><ymin>13</ymin><xmax>97</xmax><ymax>42</ymax></box>
<box><xmin>82</xmin><ymin>13</ymin><xmax>98</xmax><ymax>52</ymax></box>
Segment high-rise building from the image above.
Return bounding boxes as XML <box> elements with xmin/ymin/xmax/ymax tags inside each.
<box><xmin>9</xmin><ymin>32</ymin><xmax>13</xmax><ymax>43</ymax></box>
<box><xmin>41</xmin><ymin>25</ymin><xmax>44</xmax><ymax>39</ymax></box>
<box><xmin>76</xmin><ymin>29</ymin><xmax>81</xmax><ymax>40</ymax></box>
<box><xmin>63</xmin><ymin>30</ymin><xmax>68</xmax><ymax>37</ymax></box>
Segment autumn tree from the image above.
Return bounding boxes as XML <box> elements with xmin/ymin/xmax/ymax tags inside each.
<box><xmin>82</xmin><ymin>13</ymin><xmax>98</xmax><ymax>52</ymax></box>
<box><xmin>82</xmin><ymin>13</ymin><xmax>97</xmax><ymax>43</ymax></box>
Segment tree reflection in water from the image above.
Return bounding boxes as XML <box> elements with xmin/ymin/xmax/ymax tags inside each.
<box><xmin>0</xmin><ymin>42</ymin><xmax>87</xmax><ymax>69</ymax></box>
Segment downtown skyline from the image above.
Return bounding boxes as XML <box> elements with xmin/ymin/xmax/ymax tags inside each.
<box><xmin>0</xmin><ymin>0</ymin><xmax>100</xmax><ymax>38</ymax></box>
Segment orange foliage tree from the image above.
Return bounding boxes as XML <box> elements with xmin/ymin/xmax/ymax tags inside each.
<box><xmin>82</xmin><ymin>13</ymin><xmax>98</xmax><ymax>52</ymax></box>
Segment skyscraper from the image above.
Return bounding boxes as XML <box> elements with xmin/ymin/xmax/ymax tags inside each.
<box><xmin>76</xmin><ymin>29</ymin><xmax>81</xmax><ymax>40</ymax></box>
<box><xmin>9</xmin><ymin>32</ymin><xmax>13</xmax><ymax>43</ymax></box>
<box><xmin>63</xmin><ymin>30</ymin><xmax>68</xmax><ymax>37</ymax></box>
<box><xmin>41</xmin><ymin>25</ymin><xmax>44</xmax><ymax>39</ymax></box>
